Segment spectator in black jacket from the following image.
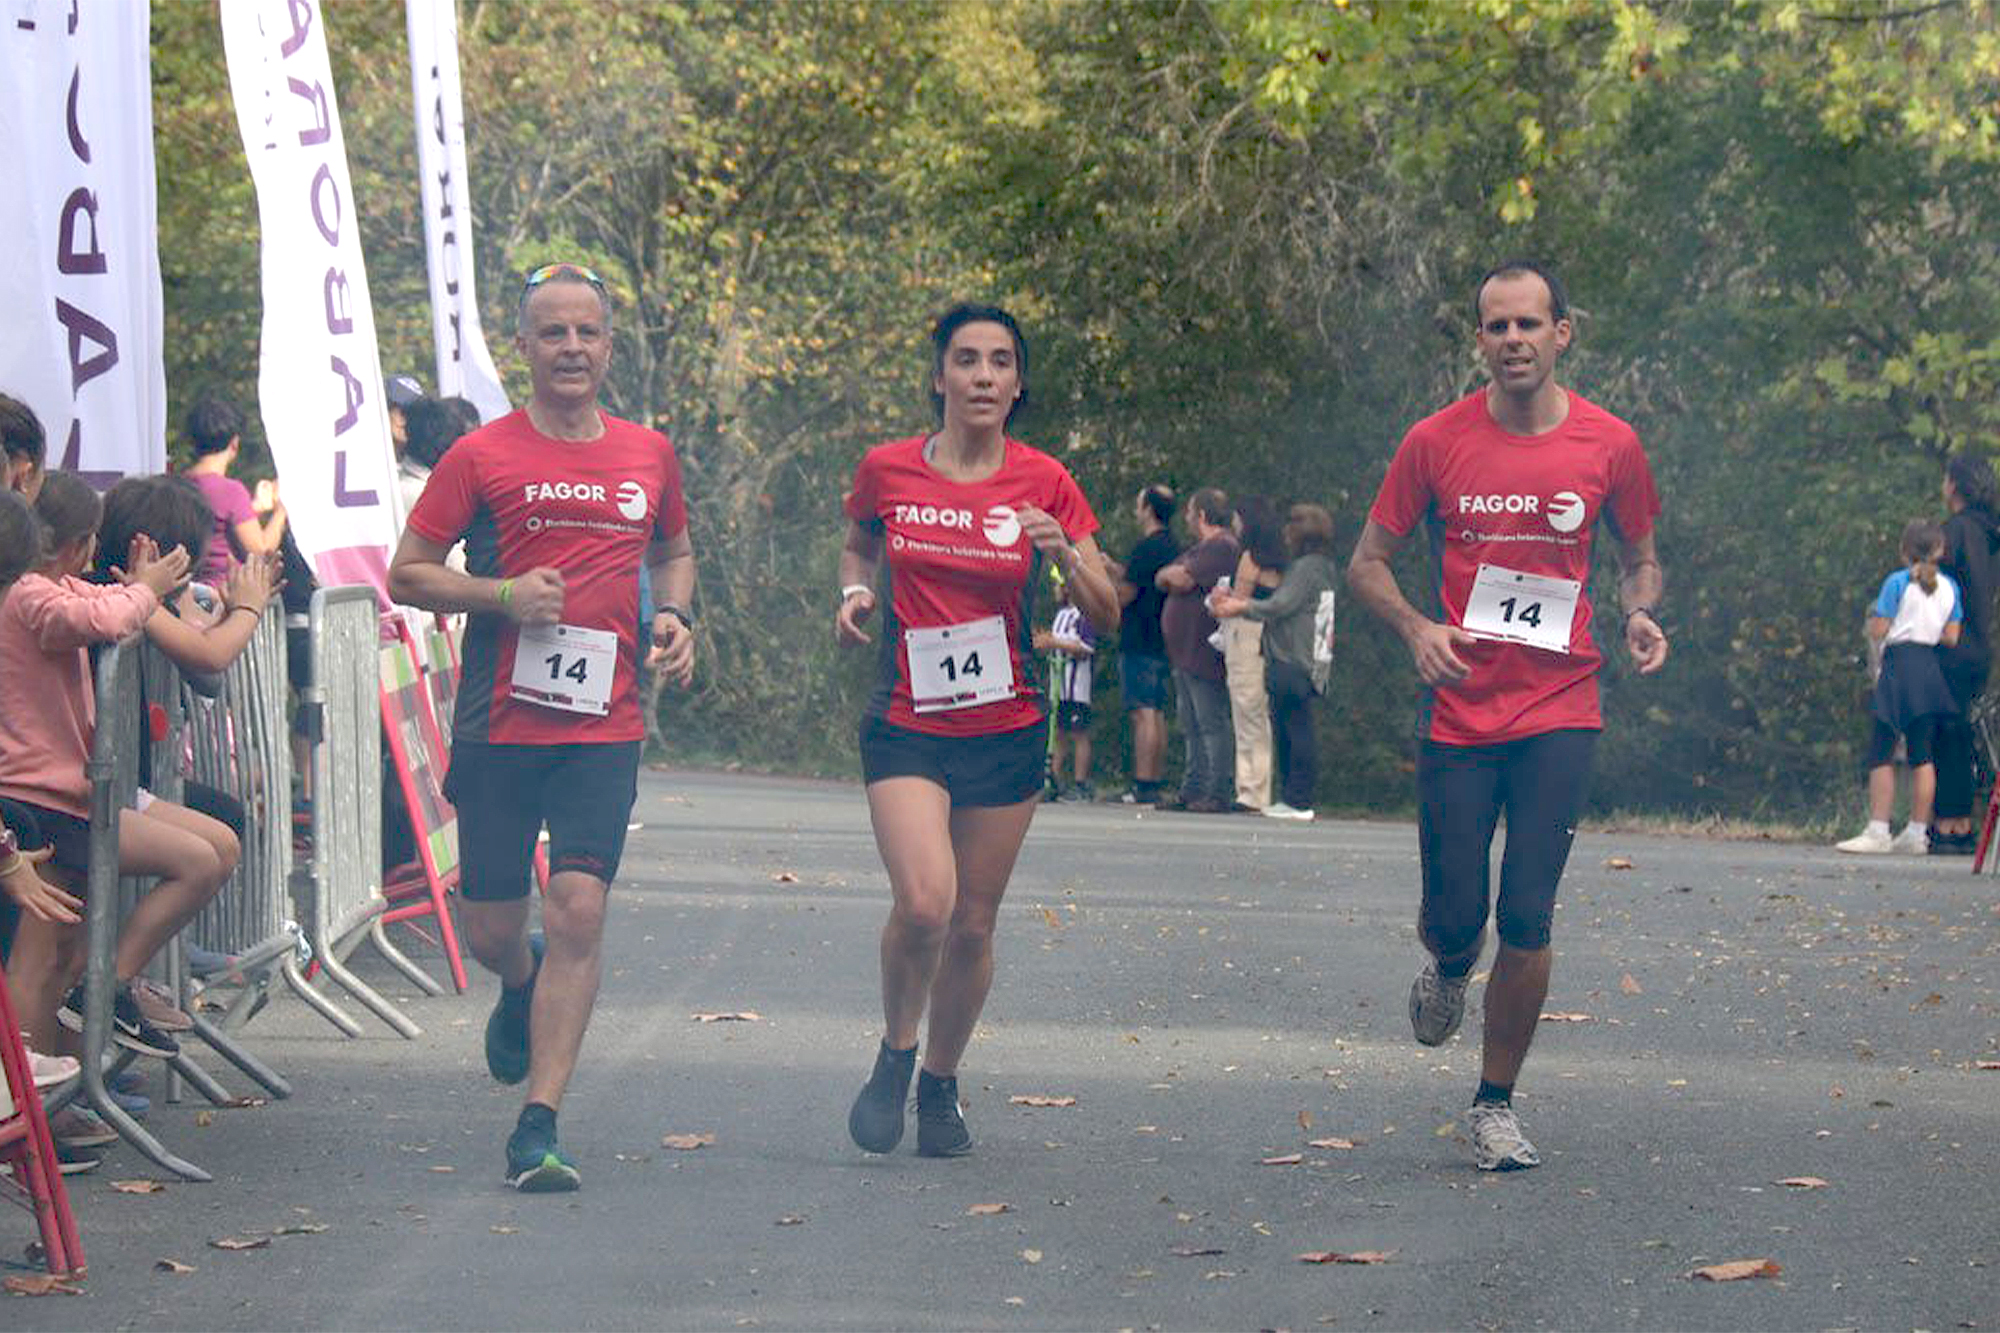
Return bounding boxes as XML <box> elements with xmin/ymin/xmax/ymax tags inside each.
<box><xmin>1931</xmin><ymin>451</ymin><xmax>2000</xmax><ymax>853</ymax></box>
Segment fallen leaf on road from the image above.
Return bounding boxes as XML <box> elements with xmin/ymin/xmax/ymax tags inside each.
<box><xmin>1003</xmin><ymin>1297</ymin><xmax>1025</xmax><ymax>1306</ymax></box>
<box><xmin>428</xmin><ymin>1165</ymin><xmax>455</xmax><ymax>1174</ymax></box>
<box><xmin>1298</xmin><ymin>1109</ymin><xmax>1313</xmax><ymax>1131</ymax></box>
<box><xmin>194</xmin><ymin>1110</ymin><xmax>214</xmax><ymax>1127</ymax></box>
<box><xmin>1620</xmin><ymin>974</ymin><xmax>1643</xmax><ymax>995</ymax></box>
<box><xmin>1203</xmin><ymin>1270</ymin><xmax>1239</xmax><ymax>1280</ymax></box>
<box><xmin>1976</xmin><ymin>1060</ymin><xmax>2000</xmax><ymax>1071</ymax></box>
<box><xmin>771</xmin><ymin>871</ymin><xmax>799</xmax><ymax>883</ymax></box>
<box><xmin>1009</xmin><ymin>1095</ymin><xmax>1076</xmax><ymax>1108</ymax></box>
<box><xmin>1298</xmin><ymin>1250</ymin><xmax>1396</xmax><ymax>1264</ymax></box>
<box><xmin>775</xmin><ymin>1215</ymin><xmax>805</xmax><ymax>1226</ymax></box>
<box><xmin>112</xmin><ymin>1179</ymin><xmax>165</xmax><ymax>1194</ymax></box>
<box><xmin>661</xmin><ymin>1133</ymin><xmax>716</xmax><ymax>1150</ymax></box>
<box><xmin>1307</xmin><ymin>1137</ymin><xmax>1358</xmax><ymax>1150</ymax></box>
<box><xmin>5</xmin><ymin>1274</ymin><xmax>83</xmax><ymax>1295</ymax></box>
<box><xmin>1040</xmin><ymin>907</ymin><xmax>1062</xmax><ymax>929</ymax></box>
<box><xmin>1604</xmin><ymin>857</ymin><xmax>1636</xmax><ymax>870</ymax></box>
<box><xmin>225</xmin><ymin>1097</ymin><xmax>268</xmax><ymax>1109</ymax></box>
<box><xmin>966</xmin><ymin>1202</ymin><xmax>1012</xmax><ymax>1216</ymax></box>
<box><xmin>208</xmin><ymin>1236</ymin><xmax>270</xmax><ymax>1251</ymax></box>
<box><xmin>490</xmin><ymin>1226</ymin><xmax>518</xmax><ymax>1235</ymax></box>
<box><xmin>153</xmin><ymin>1259</ymin><xmax>195</xmax><ymax>1274</ymax></box>
<box><xmin>1261</xmin><ymin>1153</ymin><xmax>1304</xmax><ymax>1166</ymax></box>
<box><xmin>1540</xmin><ymin>1012</ymin><xmax>1593</xmax><ymax>1023</ymax></box>
<box><xmin>1171</xmin><ymin>1244</ymin><xmax>1226</xmax><ymax>1257</ymax></box>
<box><xmin>1689</xmin><ymin>1258</ymin><xmax>1781</xmax><ymax>1282</ymax></box>
<box><xmin>272</xmin><ymin>1222</ymin><xmax>328</xmax><ymax>1235</ymax></box>
<box><xmin>691</xmin><ymin>1011</ymin><xmax>762</xmax><ymax>1023</ymax></box>
<box><xmin>1775</xmin><ymin>1177</ymin><xmax>1829</xmax><ymax>1189</ymax></box>
<box><xmin>1021</xmin><ymin>1249</ymin><xmax>1043</xmax><ymax>1264</ymax></box>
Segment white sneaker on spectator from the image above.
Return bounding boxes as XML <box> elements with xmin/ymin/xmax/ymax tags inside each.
<box><xmin>1262</xmin><ymin>803</ymin><xmax>1315</xmax><ymax>821</ymax></box>
<box><xmin>1835</xmin><ymin>827</ymin><xmax>1893</xmax><ymax>854</ymax></box>
<box><xmin>28</xmin><ymin>1047</ymin><xmax>79</xmax><ymax>1089</ymax></box>
<box><xmin>1888</xmin><ymin>826</ymin><xmax>1929</xmax><ymax>855</ymax></box>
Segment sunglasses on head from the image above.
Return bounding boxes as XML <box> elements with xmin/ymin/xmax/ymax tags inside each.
<box><xmin>522</xmin><ymin>262</ymin><xmax>607</xmax><ymax>293</ymax></box>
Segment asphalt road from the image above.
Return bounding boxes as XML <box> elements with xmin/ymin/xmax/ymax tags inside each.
<box><xmin>9</xmin><ymin>769</ymin><xmax>1997</xmax><ymax>1331</ymax></box>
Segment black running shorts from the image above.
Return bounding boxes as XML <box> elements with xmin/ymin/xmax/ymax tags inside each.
<box><xmin>859</xmin><ymin>716</ymin><xmax>1046</xmax><ymax>808</ymax></box>
<box><xmin>443</xmin><ymin>740</ymin><xmax>641</xmax><ymax>901</ymax></box>
<box><xmin>1415</xmin><ymin>728</ymin><xmax>1596</xmax><ymax>969</ymax></box>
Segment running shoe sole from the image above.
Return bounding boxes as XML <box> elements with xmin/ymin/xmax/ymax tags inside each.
<box><xmin>507</xmin><ymin>1152</ymin><xmax>580</xmax><ymax>1193</ymax></box>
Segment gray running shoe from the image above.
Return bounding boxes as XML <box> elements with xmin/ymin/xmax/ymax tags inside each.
<box><xmin>915</xmin><ymin>1069</ymin><xmax>972</xmax><ymax>1157</ymax></box>
<box><xmin>1408</xmin><ymin>960</ymin><xmax>1469</xmax><ymax>1046</ymax></box>
<box><xmin>848</xmin><ymin>1041</ymin><xmax>917</xmax><ymax>1154</ymax></box>
<box><xmin>1466</xmin><ymin>1101</ymin><xmax>1540</xmax><ymax>1171</ymax></box>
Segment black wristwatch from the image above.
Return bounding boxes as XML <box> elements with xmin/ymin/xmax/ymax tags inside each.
<box><xmin>655</xmin><ymin>604</ymin><xmax>694</xmax><ymax>632</ymax></box>
<box><xmin>1624</xmin><ymin>606</ymin><xmax>1660</xmax><ymax>628</ymax></box>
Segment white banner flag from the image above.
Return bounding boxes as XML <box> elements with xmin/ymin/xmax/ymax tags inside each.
<box><xmin>0</xmin><ymin>2</ymin><xmax>166</xmax><ymax>484</ymax></box>
<box><xmin>407</xmin><ymin>0</ymin><xmax>509</xmax><ymax>423</ymax></box>
<box><xmin>220</xmin><ymin>0</ymin><xmax>401</xmax><ymax>599</ymax></box>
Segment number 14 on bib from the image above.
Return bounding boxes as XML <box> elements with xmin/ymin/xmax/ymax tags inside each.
<box><xmin>1461</xmin><ymin>563</ymin><xmax>1581</xmax><ymax>655</ymax></box>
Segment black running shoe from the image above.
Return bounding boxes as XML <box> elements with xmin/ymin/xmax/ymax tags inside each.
<box><xmin>485</xmin><ymin>932</ymin><xmax>543</xmax><ymax>1085</ymax></box>
<box><xmin>58</xmin><ymin>982</ymin><xmax>179</xmax><ymax>1059</ymax></box>
<box><xmin>848</xmin><ymin>1040</ymin><xmax>916</xmax><ymax>1154</ymax></box>
<box><xmin>915</xmin><ymin>1068</ymin><xmax>973</xmax><ymax>1157</ymax></box>
<box><xmin>504</xmin><ymin>1111</ymin><xmax>579</xmax><ymax>1193</ymax></box>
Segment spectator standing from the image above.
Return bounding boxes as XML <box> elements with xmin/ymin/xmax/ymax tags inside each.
<box><xmin>1156</xmin><ymin>487</ymin><xmax>1238</xmax><ymax>812</ymax></box>
<box><xmin>386</xmin><ymin>374</ymin><xmax>424</xmax><ymax>455</ymax></box>
<box><xmin>182</xmin><ymin>398</ymin><xmax>286</xmax><ymax>584</ymax></box>
<box><xmin>1111</xmin><ymin>484</ymin><xmax>1179</xmax><ymax>804</ymax></box>
<box><xmin>1214</xmin><ymin>504</ymin><xmax>1339</xmax><ymax>820</ymax></box>
<box><xmin>0</xmin><ymin>393</ymin><xmax>48</xmax><ymax>500</ymax></box>
<box><xmin>1222</xmin><ymin>496</ymin><xmax>1286</xmax><ymax>810</ymax></box>
<box><xmin>1034</xmin><ymin>573</ymin><xmax>1099</xmax><ymax>801</ymax></box>
<box><xmin>1930</xmin><ymin>452</ymin><xmax>1999</xmax><ymax>853</ymax></box>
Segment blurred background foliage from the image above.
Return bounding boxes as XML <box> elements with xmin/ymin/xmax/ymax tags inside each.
<box><xmin>151</xmin><ymin>0</ymin><xmax>2000</xmax><ymax>819</ymax></box>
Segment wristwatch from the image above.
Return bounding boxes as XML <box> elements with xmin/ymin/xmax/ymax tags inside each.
<box><xmin>655</xmin><ymin>604</ymin><xmax>694</xmax><ymax>632</ymax></box>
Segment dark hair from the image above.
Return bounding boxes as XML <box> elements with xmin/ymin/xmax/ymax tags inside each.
<box><xmin>442</xmin><ymin>396</ymin><xmax>483</xmax><ymax>438</ymax></box>
<box><xmin>0</xmin><ymin>489</ymin><xmax>42</xmax><ymax>589</ymax></box>
<box><xmin>1139</xmin><ymin>483</ymin><xmax>1177</xmax><ymax>526</ymax></box>
<box><xmin>33</xmin><ymin>469</ymin><xmax>101</xmax><ymax>554</ymax></box>
<box><xmin>1903</xmin><ymin>517</ymin><xmax>1947</xmax><ymax>594</ymax></box>
<box><xmin>0</xmin><ymin>394</ymin><xmax>47</xmax><ymax>473</ymax></box>
<box><xmin>1189</xmin><ymin>486</ymin><xmax>1232</xmax><ymax>529</ymax></box>
<box><xmin>929</xmin><ymin>303</ymin><xmax>1029</xmax><ymax>429</ymax></box>
<box><xmin>1285</xmin><ymin>503</ymin><xmax>1336</xmax><ymax>556</ymax></box>
<box><xmin>402</xmin><ymin>397</ymin><xmax>471</xmax><ymax>470</ymax></box>
<box><xmin>186</xmin><ymin>398</ymin><xmax>244</xmax><ymax>457</ymax></box>
<box><xmin>95</xmin><ymin>475</ymin><xmax>212</xmax><ymax>583</ymax></box>
<box><xmin>1473</xmin><ymin>259</ymin><xmax>1569</xmax><ymax>326</ymax></box>
<box><xmin>1236</xmin><ymin>495</ymin><xmax>1288</xmax><ymax>571</ymax></box>
<box><xmin>1947</xmin><ymin>452</ymin><xmax>1998</xmax><ymax>515</ymax></box>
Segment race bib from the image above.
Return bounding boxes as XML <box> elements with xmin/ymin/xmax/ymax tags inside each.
<box><xmin>510</xmin><ymin>623</ymin><xmax>618</xmax><ymax>716</ymax></box>
<box><xmin>1461</xmin><ymin>563</ymin><xmax>1580</xmax><ymax>654</ymax></box>
<box><xmin>907</xmin><ymin>615</ymin><xmax>1014</xmax><ymax>713</ymax></box>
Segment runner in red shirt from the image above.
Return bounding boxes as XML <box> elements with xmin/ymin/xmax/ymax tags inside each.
<box><xmin>389</xmin><ymin>263</ymin><xmax>696</xmax><ymax>1192</ymax></box>
<box><xmin>1348</xmin><ymin>260</ymin><xmax>1667</xmax><ymax>1172</ymax></box>
<box><xmin>836</xmin><ymin>304</ymin><xmax>1118</xmax><ymax>1157</ymax></box>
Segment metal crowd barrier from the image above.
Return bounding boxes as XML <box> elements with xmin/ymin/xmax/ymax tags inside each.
<box><xmin>280</xmin><ymin>587</ymin><xmax>423</xmax><ymax>1038</ymax></box>
<box><xmin>178</xmin><ymin>607</ymin><xmax>309</xmax><ymax>1036</ymax></box>
<box><xmin>65</xmin><ymin>635</ymin><xmax>285</xmax><ymax>1182</ymax></box>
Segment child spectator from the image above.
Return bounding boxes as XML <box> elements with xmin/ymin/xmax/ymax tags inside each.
<box><xmin>183</xmin><ymin>397</ymin><xmax>287</xmax><ymax>584</ymax></box>
<box><xmin>1034</xmin><ymin>573</ymin><xmax>1098</xmax><ymax>802</ymax></box>
<box><xmin>0</xmin><ymin>470</ymin><xmax>233</xmax><ymax>1063</ymax></box>
<box><xmin>1837</xmin><ymin>518</ymin><xmax>1963</xmax><ymax>855</ymax></box>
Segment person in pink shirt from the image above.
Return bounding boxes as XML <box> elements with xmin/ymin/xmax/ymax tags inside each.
<box><xmin>0</xmin><ymin>471</ymin><xmax>232</xmax><ymax>1062</ymax></box>
<box><xmin>182</xmin><ymin>398</ymin><xmax>287</xmax><ymax>586</ymax></box>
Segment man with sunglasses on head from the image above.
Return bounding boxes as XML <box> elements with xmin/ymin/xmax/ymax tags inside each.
<box><xmin>390</xmin><ymin>262</ymin><xmax>697</xmax><ymax>1192</ymax></box>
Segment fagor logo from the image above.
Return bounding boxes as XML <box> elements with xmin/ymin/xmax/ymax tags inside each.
<box><xmin>616</xmin><ymin>480</ymin><xmax>648</xmax><ymax>522</ymax></box>
<box><xmin>1545</xmin><ymin>490</ymin><xmax>1587</xmax><ymax>533</ymax></box>
<box><xmin>982</xmin><ymin>504</ymin><xmax>1022</xmax><ymax>548</ymax></box>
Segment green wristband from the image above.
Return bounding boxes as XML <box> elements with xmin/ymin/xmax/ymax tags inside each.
<box><xmin>497</xmin><ymin>578</ymin><xmax>514</xmax><ymax>608</ymax></box>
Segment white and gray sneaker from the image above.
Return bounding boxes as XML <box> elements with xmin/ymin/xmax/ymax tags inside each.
<box><xmin>1888</xmin><ymin>825</ymin><xmax>1929</xmax><ymax>855</ymax></box>
<box><xmin>1466</xmin><ymin>1101</ymin><xmax>1540</xmax><ymax>1171</ymax></box>
<box><xmin>1835</xmin><ymin>826</ymin><xmax>1893</xmax><ymax>854</ymax></box>
<box><xmin>1408</xmin><ymin>960</ymin><xmax>1469</xmax><ymax>1046</ymax></box>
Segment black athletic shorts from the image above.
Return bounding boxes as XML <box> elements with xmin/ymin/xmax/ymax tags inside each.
<box><xmin>858</xmin><ymin>715</ymin><xmax>1045</xmax><ymax>808</ymax></box>
<box><xmin>442</xmin><ymin>739</ymin><xmax>640</xmax><ymax>901</ymax></box>
<box><xmin>1865</xmin><ymin>715</ymin><xmax>1939</xmax><ymax>769</ymax></box>
<box><xmin>1416</xmin><ymin>728</ymin><xmax>1596</xmax><ymax>969</ymax></box>
<box><xmin>1056</xmin><ymin>700</ymin><xmax>1094</xmax><ymax>734</ymax></box>
<box><xmin>11</xmin><ymin>800</ymin><xmax>91</xmax><ymax>877</ymax></box>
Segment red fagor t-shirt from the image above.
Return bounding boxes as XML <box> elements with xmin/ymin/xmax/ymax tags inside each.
<box><xmin>406</xmin><ymin>409</ymin><xmax>688</xmax><ymax>746</ymax></box>
<box><xmin>845</xmin><ymin>435</ymin><xmax>1099</xmax><ymax>737</ymax></box>
<box><xmin>1367</xmin><ymin>390</ymin><xmax>1660</xmax><ymax>746</ymax></box>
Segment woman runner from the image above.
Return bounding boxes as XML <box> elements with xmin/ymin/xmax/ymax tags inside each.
<box><xmin>837</xmin><ymin>304</ymin><xmax>1118</xmax><ymax>1156</ymax></box>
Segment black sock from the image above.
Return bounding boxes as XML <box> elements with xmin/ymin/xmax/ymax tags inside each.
<box><xmin>1135</xmin><ymin>780</ymin><xmax>1163</xmax><ymax>801</ymax></box>
<box><xmin>517</xmin><ymin>1101</ymin><xmax>556</xmax><ymax>1135</ymax></box>
<box><xmin>1473</xmin><ymin>1079</ymin><xmax>1512</xmax><ymax>1107</ymax></box>
<box><xmin>882</xmin><ymin>1040</ymin><xmax>917</xmax><ymax>1059</ymax></box>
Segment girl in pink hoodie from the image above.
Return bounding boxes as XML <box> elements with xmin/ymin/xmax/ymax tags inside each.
<box><xmin>0</xmin><ymin>471</ymin><xmax>227</xmax><ymax>1060</ymax></box>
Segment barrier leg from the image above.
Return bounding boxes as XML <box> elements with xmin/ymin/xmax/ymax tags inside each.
<box><xmin>369</xmin><ymin>917</ymin><xmax>447</xmax><ymax>997</ymax></box>
<box><xmin>164</xmin><ymin>1050</ymin><xmax>233</xmax><ymax>1106</ymax></box>
<box><xmin>188</xmin><ymin>1016</ymin><xmax>293</xmax><ymax>1100</ymax></box>
<box><xmin>279</xmin><ymin>956</ymin><xmax>366</xmax><ymax>1038</ymax></box>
